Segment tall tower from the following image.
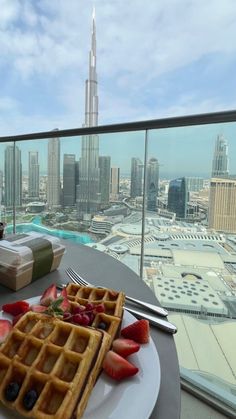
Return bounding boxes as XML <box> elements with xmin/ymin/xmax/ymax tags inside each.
<box><xmin>168</xmin><ymin>177</ymin><xmax>188</xmax><ymax>219</ymax></box>
<box><xmin>99</xmin><ymin>156</ymin><xmax>111</xmax><ymax>206</ymax></box>
<box><xmin>212</xmin><ymin>134</ymin><xmax>229</xmax><ymax>177</ymax></box>
<box><xmin>130</xmin><ymin>157</ymin><xmax>143</xmax><ymax>198</ymax></box>
<box><xmin>77</xmin><ymin>8</ymin><xmax>100</xmax><ymax>218</ymax></box>
<box><xmin>147</xmin><ymin>158</ymin><xmax>159</xmax><ymax>211</ymax></box>
<box><xmin>47</xmin><ymin>133</ymin><xmax>61</xmax><ymax>208</ymax></box>
<box><xmin>63</xmin><ymin>154</ymin><xmax>76</xmax><ymax>207</ymax></box>
<box><xmin>28</xmin><ymin>151</ymin><xmax>39</xmax><ymax>199</ymax></box>
<box><xmin>110</xmin><ymin>167</ymin><xmax>120</xmax><ymax>201</ymax></box>
<box><xmin>4</xmin><ymin>145</ymin><xmax>22</xmax><ymax>207</ymax></box>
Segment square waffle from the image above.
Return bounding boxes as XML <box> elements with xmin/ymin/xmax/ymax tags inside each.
<box><xmin>0</xmin><ymin>311</ymin><xmax>111</xmax><ymax>419</ymax></box>
<box><xmin>66</xmin><ymin>283</ymin><xmax>125</xmax><ymax>342</ymax></box>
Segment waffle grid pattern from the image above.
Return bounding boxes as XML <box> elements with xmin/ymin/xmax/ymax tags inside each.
<box><xmin>0</xmin><ymin>312</ymin><xmax>110</xmax><ymax>419</ymax></box>
<box><xmin>66</xmin><ymin>284</ymin><xmax>125</xmax><ymax>341</ymax></box>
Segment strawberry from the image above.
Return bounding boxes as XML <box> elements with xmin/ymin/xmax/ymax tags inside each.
<box><xmin>40</xmin><ymin>284</ymin><xmax>57</xmax><ymax>306</ymax></box>
<box><xmin>59</xmin><ymin>287</ymin><xmax>70</xmax><ymax>312</ymax></box>
<box><xmin>112</xmin><ymin>338</ymin><xmax>140</xmax><ymax>357</ymax></box>
<box><xmin>103</xmin><ymin>351</ymin><xmax>139</xmax><ymax>380</ymax></box>
<box><xmin>2</xmin><ymin>300</ymin><xmax>30</xmax><ymax>316</ymax></box>
<box><xmin>0</xmin><ymin>320</ymin><xmax>12</xmax><ymax>344</ymax></box>
<box><xmin>121</xmin><ymin>319</ymin><xmax>150</xmax><ymax>344</ymax></box>
<box><xmin>30</xmin><ymin>304</ymin><xmax>47</xmax><ymax>313</ymax></box>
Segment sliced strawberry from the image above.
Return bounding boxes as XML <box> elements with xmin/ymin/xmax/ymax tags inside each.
<box><xmin>2</xmin><ymin>301</ymin><xmax>30</xmax><ymax>316</ymax></box>
<box><xmin>0</xmin><ymin>319</ymin><xmax>12</xmax><ymax>343</ymax></box>
<box><xmin>59</xmin><ymin>287</ymin><xmax>70</xmax><ymax>312</ymax></box>
<box><xmin>30</xmin><ymin>304</ymin><xmax>47</xmax><ymax>313</ymax></box>
<box><xmin>112</xmin><ymin>338</ymin><xmax>140</xmax><ymax>357</ymax></box>
<box><xmin>102</xmin><ymin>350</ymin><xmax>139</xmax><ymax>380</ymax></box>
<box><xmin>121</xmin><ymin>319</ymin><xmax>150</xmax><ymax>344</ymax></box>
<box><xmin>40</xmin><ymin>284</ymin><xmax>57</xmax><ymax>306</ymax></box>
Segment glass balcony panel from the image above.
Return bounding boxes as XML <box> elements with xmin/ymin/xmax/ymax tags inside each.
<box><xmin>10</xmin><ymin>132</ymin><xmax>146</xmax><ymax>260</ymax></box>
<box><xmin>145</xmin><ymin>122</ymin><xmax>236</xmax><ymax>409</ymax></box>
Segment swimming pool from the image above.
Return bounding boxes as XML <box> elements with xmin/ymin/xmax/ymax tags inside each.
<box><xmin>6</xmin><ymin>222</ymin><xmax>94</xmax><ymax>245</ymax></box>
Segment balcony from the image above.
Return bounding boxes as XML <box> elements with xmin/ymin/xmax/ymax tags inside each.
<box><xmin>1</xmin><ymin>110</ymin><xmax>236</xmax><ymax>418</ymax></box>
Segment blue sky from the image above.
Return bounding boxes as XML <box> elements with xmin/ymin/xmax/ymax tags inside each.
<box><xmin>0</xmin><ymin>0</ymin><xmax>236</xmax><ymax>175</ymax></box>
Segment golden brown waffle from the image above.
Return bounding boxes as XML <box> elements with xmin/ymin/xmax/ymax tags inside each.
<box><xmin>0</xmin><ymin>311</ymin><xmax>111</xmax><ymax>419</ymax></box>
<box><xmin>66</xmin><ymin>283</ymin><xmax>125</xmax><ymax>342</ymax></box>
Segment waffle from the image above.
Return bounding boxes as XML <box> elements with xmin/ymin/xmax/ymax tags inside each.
<box><xmin>0</xmin><ymin>311</ymin><xmax>111</xmax><ymax>419</ymax></box>
<box><xmin>66</xmin><ymin>283</ymin><xmax>125</xmax><ymax>342</ymax></box>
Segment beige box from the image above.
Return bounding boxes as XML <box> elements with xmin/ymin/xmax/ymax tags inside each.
<box><xmin>0</xmin><ymin>232</ymin><xmax>65</xmax><ymax>291</ymax></box>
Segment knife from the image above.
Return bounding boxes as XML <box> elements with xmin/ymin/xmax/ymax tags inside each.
<box><xmin>125</xmin><ymin>307</ymin><xmax>177</xmax><ymax>334</ymax></box>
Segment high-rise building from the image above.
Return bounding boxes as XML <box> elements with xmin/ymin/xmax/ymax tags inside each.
<box><xmin>185</xmin><ymin>177</ymin><xmax>204</xmax><ymax>193</ymax></box>
<box><xmin>28</xmin><ymin>151</ymin><xmax>39</xmax><ymax>199</ymax></box>
<box><xmin>130</xmin><ymin>158</ymin><xmax>143</xmax><ymax>198</ymax></box>
<box><xmin>110</xmin><ymin>167</ymin><xmax>120</xmax><ymax>201</ymax></box>
<box><xmin>212</xmin><ymin>134</ymin><xmax>229</xmax><ymax>177</ymax></box>
<box><xmin>99</xmin><ymin>156</ymin><xmax>111</xmax><ymax>206</ymax></box>
<box><xmin>0</xmin><ymin>170</ymin><xmax>3</xmax><ymax>206</ymax></box>
<box><xmin>147</xmin><ymin>158</ymin><xmax>159</xmax><ymax>211</ymax></box>
<box><xmin>208</xmin><ymin>177</ymin><xmax>236</xmax><ymax>233</ymax></box>
<box><xmin>47</xmin><ymin>134</ymin><xmax>61</xmax><ymax>208</ymax></box>
<box><xmin>77</xmin><ymin>9</ymin><xmax>100</xmax><ymax>218</ymax></box>
<box><xmin>63</xmin><ymin>154</ymin><xmax>76</xmax><ymax>207</ymax></box>
<box><xmin>168</xmin><ymin>177</ymin><xmax>188</xmax><ymax>219</ymax></box>
<box><xmin>4</xmin><ymin>145</ymin><xmax>22</xmax><ymax>207</ymax></box>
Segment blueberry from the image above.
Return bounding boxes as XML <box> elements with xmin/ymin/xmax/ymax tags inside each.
<box><xmin>97</xmin><ymin>322</ymin><xmax>107</xmax><ymax>330</ymax></box>
<box><xmin>5</xmin><ymin>382</ymin><xmax>21</xmax><ymax>401</ymax></box>
<box><xmin>23</xmin><ymin>389</ymin><xmax>38</xmax><ymax>410</ymax></box>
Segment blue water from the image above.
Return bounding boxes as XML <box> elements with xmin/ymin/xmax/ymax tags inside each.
<box><xmin>6</xmin><ymin>218</ymin><xmax>94</xmax><ymax>245</ymax></box>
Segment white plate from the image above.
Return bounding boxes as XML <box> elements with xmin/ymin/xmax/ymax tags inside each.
<box><xmin>0</xmin><ymin>296</ymin><xmax>161</xmax><ymax>419</ymax></box>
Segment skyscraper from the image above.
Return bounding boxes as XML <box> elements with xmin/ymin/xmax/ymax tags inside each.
<box><xmin>47</xmin><ymin>134</ymin><xmax>61</xmax><ymax>208</ymax></box>
<box><xmin>63</xmin><ymin>154</ymin><xmax>76</xmax><ymax>207</ymax></box>
<box><xmin>4</xmin><ymin>145</ymin><xmax>22</xmax><ymax>207</ymax></box>
<box><xmin>130</xmin><ymin>157</ymin><xmax>143</xmax><ymax>198</ymax></box>
<box><xmin>168</xmin><ymin>177</ymin><xmax>188</xmax><ymax>219</ymax></box>
<box><xmin>99</xmin><ymin>156</ymin><xmax>111</xmax><ymax>206</ymax></box>
<box><xmin>208</xmin><ymin>177</ymin><xmax>236</xmax><ymax>233</ymax></box>
<box><xmin>110</xmin><ymin>167</ymin><xmax>120</xmax><ymax>201</ymax></box>
<box><xmin>28</xmin><ymin>151</ymin><xmax>39</xmax><ymax>199</ymax></box>
<box><xmin>77</xmin><ymin>9</ymin><xmax>100</xmax><ymax>218</ymax></box>
<box><xmin>147</xmin><ymin>158</ymin><xmax>159</xmax><ymax>211</ymax></box>
<box><xmin>0</xmin><ymin>170</ymin><xmax>3</xmax><ymax>206</ymax></box>
<box><xmin>212</xmin><ymin>134</ymin><xmax>229</xmax><ymax>177</ymax></box>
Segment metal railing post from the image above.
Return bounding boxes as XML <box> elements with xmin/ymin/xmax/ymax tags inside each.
<box><xmin>140</xmin><ymin>129</ymin><xmax>149</xmax><ymax>280</ymax></box>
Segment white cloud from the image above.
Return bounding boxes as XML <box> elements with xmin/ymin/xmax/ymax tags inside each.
<box><xmin>0</xmin><ymin>0</ymin><xmax>236</xmax><ymax>134</ymax></box>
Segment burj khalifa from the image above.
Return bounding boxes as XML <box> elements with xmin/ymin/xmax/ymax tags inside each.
<box><xmin>77</xmin><ymin>9</ymin><xmax>100</xmax><ymax>218</ymax></box>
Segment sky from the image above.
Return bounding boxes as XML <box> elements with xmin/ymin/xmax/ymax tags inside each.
<box><xmin>0</xmin><ymin>0</ymin><xmax>236</xmax><ymax>175</ymax></box>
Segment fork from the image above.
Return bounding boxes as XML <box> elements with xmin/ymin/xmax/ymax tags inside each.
<box><xmin>65</xmin><ymin>267</ymin><xmax>168</xmax><ymax>317</ymax></box>
<box><xmin>65</xmin><ymin>268</ymin><xmax>177</xmax><ymax>334</ymax></box>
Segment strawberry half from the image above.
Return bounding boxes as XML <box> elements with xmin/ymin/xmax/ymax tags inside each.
<box><xmin>59</xmin><ymin>287</ymin><xmax>70</xmax><ymax>312</ymax></box>
<box><xmin>103</xmin><ymin>350</ymin><xmax>139</xmax><ymax>380</ymax></box>
<box><xmin>121</xmin><ymin>319</ymin><xmax>150</xmax><ymax>344</ymax></box>
<box><xmin>112</xmin><ymin>338</ymin><xmax>140</xmax><ymax>357</ymax></box>
<box><xmin>40</xmin><ymin>284</ymin><xmax>57</xmax><ymax>306</ymax></box>
<box><xmin>2</xmin><ymin>300</ymin><xmax>30</xmax><ymax>316</ymax></box>
<box><xmin>0</xmin><ymin>319</ymin><xmax>12</xmax><ymax>344</ymax></box>
<box><xmin>30</xmin><ymin>304</ymin><xmax>47</xmax><ymax>313</ymax></box>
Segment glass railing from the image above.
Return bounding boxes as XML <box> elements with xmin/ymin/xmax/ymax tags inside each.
<box><xmin>1</xmin><ymin>110</ymin><xmax>236</xmax><ymax>411</ymax></box>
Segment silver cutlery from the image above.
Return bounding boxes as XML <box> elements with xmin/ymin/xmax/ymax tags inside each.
<box><xmin>63</xmin><ymin>268</ymin><xmax>177</xmax><ymax>334</ymax></box>
<box><xmin>125</xmin><ymin>307</ymin><xmax>177</xmax><ymax>334</ymax></box>
<box><xmin>65</xmin><ymin>267</ymin><xmax>168</xmax><ymax>317</ymax></box>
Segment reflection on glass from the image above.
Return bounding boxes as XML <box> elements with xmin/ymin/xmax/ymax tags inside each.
<box><xmin>144</xmin><ymin>123</ymin><xmax>236</xmax><ymax>406</ymax></box>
